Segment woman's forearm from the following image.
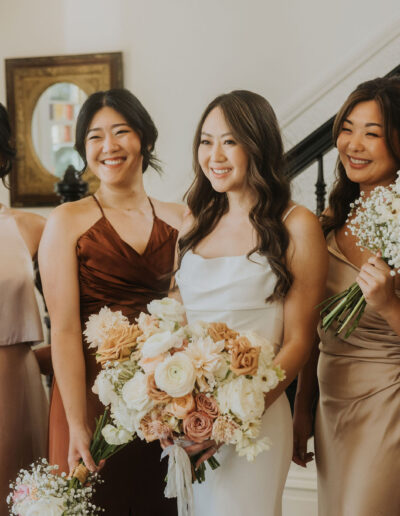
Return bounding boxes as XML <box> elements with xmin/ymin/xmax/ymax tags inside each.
<box><xmin>51</xmin><ymin>329</ymin><xmax>88</xmax><ymax>429</ymax></box>
<box><xmin>264</xmin><ymin>338</ymin><xmax>315</xmax><ymax>409</ymax></box>
<box><xmin>294</xmin><ymin>341</ymin><xmax>319</xmax><ymax>412</ymax></box>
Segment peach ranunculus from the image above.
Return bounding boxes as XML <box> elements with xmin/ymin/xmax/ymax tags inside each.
<box><xmin>211</xmin><ymin>415</ymin><xmax>240</xmax><ymax>444</ymax></box>
<box><xmin>140</xmin><ymin>410</ymin><xmax>172</xmax><ymax>442</ymax></box>
<box><xmin>96</xmin><ymin>324</ymin><xmax>142</xmax><ymax>366</ymax></box>
<box><xmin>230</xmin><ymin>337</ymin><xmax>260</xmax><ymax>376</ymax></box>
<box><xmin>195</xmin><ymin>393</ymin><xmax>219</xmax><ymax>419</ymax></box>
<box><xmin>183</xmin><ymin>411</ymin><xmax>213</xmax><ymax>443</ymax></box>
<box><xmin>208</xmin><ymin>322</ymin><xmax>238</xmax><ymax>349</ymax></box>
<box><xmin>167</xmin><ymin>393</ymin><xmax>196</xmax><ymax>419</ymax></box>
<box><xmin>147</xmin><ymin>373</ymin><xmax>172</xmax><ymax>404</ymax></box>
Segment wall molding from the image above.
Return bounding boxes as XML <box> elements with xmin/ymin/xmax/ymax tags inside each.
<box><xmin>285</xmin><ymin>468</ymin><xmax>318</xmax><ymax>491</ymax></box>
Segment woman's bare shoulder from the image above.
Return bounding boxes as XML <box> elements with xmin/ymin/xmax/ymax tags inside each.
<box><xmin>11</xmin><ymin>209</ymin><xmax>46</xmax><ymax>235</ymax></box>
<box><xmin>284</xmin><ymin>203</ymin><xmax>318</xmax><ymax>227</ymax></box>
<box><xmin>44</xmin><ymin>197</ymin><xmax>101</xmax><ymax>241</ymax></box>
<box><xmin>150</xmin><ymin>198</ymin><xmax>186</xmax><ymax>231</ymax></box>
<box><xmin>8</xmin><ymin>209</ymin><xmax>45</xmax><ymax>256</ymax></box>
<box><xmin>284</xmin><ymin>204</ymin><xmax>325</xmax><ymax>246</ymax></box>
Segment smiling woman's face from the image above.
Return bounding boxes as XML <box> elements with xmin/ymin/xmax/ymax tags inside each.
<box><xmin>197</xmin><ymin>106</ymin><xmax>249</xmax><ymax>195</ymax></box>
<box><xmin>336</xmin><ymin>100</ymin><xmax>398</xmax><ymax>191</ymax></box>
<box><xmin>85</xmin><ymin>106</ymin><xmax>143</xmax><ymax>186</ymax></box>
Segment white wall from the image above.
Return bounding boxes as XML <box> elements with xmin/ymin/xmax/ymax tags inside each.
<box><xmin>1</xmin><ymin>0</ymin><xmax>400</xmax><ymax>214</ymax></box>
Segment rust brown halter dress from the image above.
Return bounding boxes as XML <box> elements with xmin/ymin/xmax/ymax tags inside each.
<box><xmin>48</xmin><ymin>195</ymin><xmax>178</xmax><ymax>515</ymax></box>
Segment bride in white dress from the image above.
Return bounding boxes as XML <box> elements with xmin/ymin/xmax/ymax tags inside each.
<box><xmin>173</xmin><ymin>90</ymin><xmax>328</xmax><ymax>516</ymax></box>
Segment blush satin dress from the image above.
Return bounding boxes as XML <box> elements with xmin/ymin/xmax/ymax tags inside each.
<box><xmin>48</xmin><ymin>196</ymin><xmax>178</xmax><ymax>516</ymax></box>
<box><xmin>0</xmin><ymin>205</ymin><xmax>48</xmax><ymax>516</ymax></box>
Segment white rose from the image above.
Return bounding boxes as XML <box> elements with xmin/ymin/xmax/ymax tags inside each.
<box><xmin>19</xmin><ymin>496</ymin><xmax>65</xmax><ymax>516</ymax></box>
<box><xmin>122</xmin><ymin>372</ymin><xmax>153</xmax><ymax>412</ymax></box>
<box><xmin>111</xmin><ymin>399</ymin><xmax>140</xmax><ymax>433</ymax></box>
<box><xmin>92</xmin><ymin>373</ymin><xmax>118</xmax><ymax>406</ymax></box>
<box><xmin>141</xmin><ymin>331</ymin><xmax>182</xmax><ymax>358</ymax></box>
<box><xmin>154</xmin><ymin>352</ymin><xmax>196</xmax><ymax>397</ymax></box>
<box><xmin>147</xmin><ymin>297</ymin><xmax>186</xmax><ymax>323</ymax></box>
<box><xmin>218</xmin><ymin>376</ymin><xmax>265</xmax><ymax>422</ymax></box>
<box><xmin>158</xmin><ymin>319</ymin><xmax>178</xmax><ymax>332</ymax></box>
<box><xmin>214</xmin><ymin>356</ymin><xmax>229</xmax><ymax>381</ymax></box>
<box><xmin>102</xmin><ymin>424</ymin><xmax>133</xmax><ymax>445</ymax></box>
<box><xmin>185</xmin><ymin>320</ymin><xmax>209</xmax><ymax>339</ymax></box>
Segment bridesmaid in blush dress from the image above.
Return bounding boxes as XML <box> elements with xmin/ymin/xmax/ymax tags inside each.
<box><xmin>0</xmin><ymin>103</ymin><xmax>48</xmax><ymax>516</ymax></box>
<box><xmin>293</xmin><ymin>76</ymin><xmax>400</xmax><ymax>516</ymax></box>
<box><xmin>39</xmin><ymin>89</ymin><xmax>184</xmax><ymax>515</ymax></box>
<box><xmin>171</xmin><ymin>90</ymin><xmax>328</xmax><ymax>516</ymax></box>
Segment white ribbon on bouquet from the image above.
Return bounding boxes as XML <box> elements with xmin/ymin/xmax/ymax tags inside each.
<box><xmin>161</xmin><ymin>441</ymin><xmax>194</xmax><ymax>516</ymax></box>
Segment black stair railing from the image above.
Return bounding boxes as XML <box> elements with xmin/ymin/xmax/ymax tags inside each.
<box><xmin>284</xmin><ymin>64</ymin><xmax>400</xmax><ymax>215</ymax></box>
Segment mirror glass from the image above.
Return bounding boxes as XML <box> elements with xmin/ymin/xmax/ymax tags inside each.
<box><xmin>32</xmin><ymin>82</ymin><xmax>87</xmax><ymax>177</ymax></box>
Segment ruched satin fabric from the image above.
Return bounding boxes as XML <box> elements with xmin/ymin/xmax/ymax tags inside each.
<box><xmin>48</xmin><ymin>198</ymin><xmax>178</xmax><ymax>516</ymax></box>
<box><xmin>315</xmin><ymin>232</ymin><xmax>400</xmax><ymax>516</ymax></box>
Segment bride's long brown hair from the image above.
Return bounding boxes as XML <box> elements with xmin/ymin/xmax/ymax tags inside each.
<box><xmin>178</xmin><ymin>90</ymin><xmax>292</xmax><ymax>301</ymax></box>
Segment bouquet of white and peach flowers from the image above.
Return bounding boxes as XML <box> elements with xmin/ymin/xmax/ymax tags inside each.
<box><xmin>8</xmin><ymin>459</ymin><xmax>102</xmax><ymax>515</ymax></box>
<box><xmin>320</xmin><ymin>173</ymin><xmax>400</xmax><ymax>337</ymax></box>
<box><xmin>84</xmin><ymin>297</ymin><xmax>285</xmax><ymax>515</ymax></box>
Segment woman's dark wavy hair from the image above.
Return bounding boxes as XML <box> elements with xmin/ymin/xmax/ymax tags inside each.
<box><xmin>322</xmin><ymin>75</ymin><xmax>400</xmax><ymax>235</ymax></box>
<box><xmin>0</xmin><ymin>103</ymin><xmax>16</xmax><ymax>186</ymax></box>
<box><xmin>75</xmin><ymin>88</ymin><xmax>161</xmax><ymax>173</ymax></box>
<box><xmin>178</xmin><ymin>90</ymin><xmax>292</xmax><ymax>301</ymax></box>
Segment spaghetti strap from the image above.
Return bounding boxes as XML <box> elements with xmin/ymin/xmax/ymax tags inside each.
<box><xmin>92</xmin><ymin>194</ymin><xmax>105</xmax><ymax>217</ymax></box>
<box><xmin>282</xmin><ymin>204</ymin><xmax>297</xmax><ymax>221</ymax></box>
<box><xmin>148</xmin><ymin>197</ymin><xmax>156</xmax><ymax>217</ymax></box>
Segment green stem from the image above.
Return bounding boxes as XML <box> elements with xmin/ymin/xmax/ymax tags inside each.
<box><xmin>344</xmin><ymin>299</ymin><xmax>367</xmax><ymax>338</ymax></box>
<box><xmin>320</xmin><ymin>282</ymin><xmax>364</xmax><ymax>334</ymax></box>
<box><xmin>68</xmin><ymin>408</ymin><xmax>131</xmax><ymax>488</ymax></box>
<box><xmin>336</xmin><ymin>293</ymin><xmax>365</xmax><ymax>335</ymax></box>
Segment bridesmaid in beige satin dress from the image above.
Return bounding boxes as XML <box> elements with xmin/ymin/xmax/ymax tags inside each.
<box><xmin>0</xmin><ymin>103</ymin><xmax>48</xmax><ymax>516</ymax></box>
<box><xmin>293</xmin><ymin>76</ymin><xmax>400</xmax><ymax>516</ymax></box>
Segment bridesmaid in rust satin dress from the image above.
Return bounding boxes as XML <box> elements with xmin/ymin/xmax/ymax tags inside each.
<box><xmin>39</xmin><ymin>89</ymin><xmax>184</xmax><ymax>515</ymax></box>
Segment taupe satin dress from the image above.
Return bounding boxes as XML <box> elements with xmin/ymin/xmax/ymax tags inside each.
<box><xmin>0</xmin><ymin>205</ymin><xmax>48</xmax><ymax>516</ymax></box>
<box><xmin>315</xmin><ymin>232</ymin><xmax>400</xmax><ymax>516</ymax></box>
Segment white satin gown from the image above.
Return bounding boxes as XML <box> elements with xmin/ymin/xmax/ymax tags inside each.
<box><xmin>175</xmin><ymin>250</ymin><xmax>292</xmax><ymax>516</ymax></box>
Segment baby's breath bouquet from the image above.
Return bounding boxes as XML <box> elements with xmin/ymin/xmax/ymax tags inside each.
<box><xmin>8</xmin><ymin>459</ymin><xmax>101</xmax><ymax>515</ymax></box>
<box><xmin>8</xmin><ymin>411</ymin><xmax>129</xmax><ymax>515</ymax></box>
<box><xmin>320</xmin><ymin>173</ymin><xmax>400</xmax><ymax>337</ymax></box>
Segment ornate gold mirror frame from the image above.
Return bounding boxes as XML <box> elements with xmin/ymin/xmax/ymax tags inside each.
<box><xmin>6</xmin><ymin>52</ymin><xmax>123</xmax><ymax>206</ymax></box>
